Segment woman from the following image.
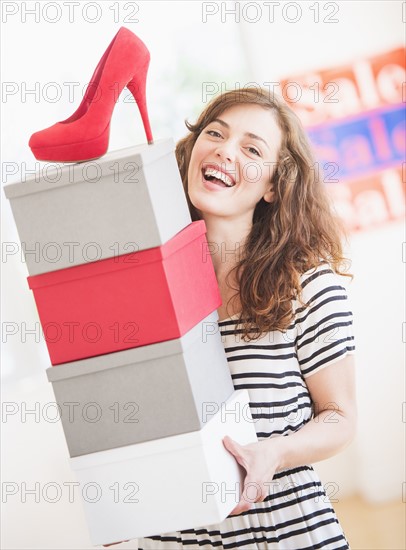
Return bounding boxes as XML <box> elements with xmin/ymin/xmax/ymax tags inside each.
<box><xmin>139</xmin><ymin>88</ymin><xmax>357</xmax><ymax>549</ymax></box>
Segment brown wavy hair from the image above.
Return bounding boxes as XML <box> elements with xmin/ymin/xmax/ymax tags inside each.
<box><xmin>175</xmin><ymin>87</ymin><xmax>352</xmax><ymax>341</ymax></box>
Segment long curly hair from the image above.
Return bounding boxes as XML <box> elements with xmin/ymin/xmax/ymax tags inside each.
<box><xmin>175</xmin><ymin>87</ymin><xmax>352</xmax><ymax>341</ymax></box>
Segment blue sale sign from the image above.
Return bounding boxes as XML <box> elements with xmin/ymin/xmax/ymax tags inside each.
<box><xmin>307</xmin><ymin>104</ymin><xmax>405</xmax><ymax>183</ymax></box>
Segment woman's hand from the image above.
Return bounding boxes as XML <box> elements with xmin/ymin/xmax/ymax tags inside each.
<box><xmin>222</xmin><ymin>435</ymin><xmax>281</xmax><ymax>516</ymax></box>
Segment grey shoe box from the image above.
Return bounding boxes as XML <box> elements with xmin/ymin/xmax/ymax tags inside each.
<box><xmin>46</xmin><ymin>311</ymin><xmax>233</xmax><ymax>457</ymax></box>
<box><xmin>4</xmin><ymin>139</ymin><xmax>191</xmax><ymax>275</ymax></box>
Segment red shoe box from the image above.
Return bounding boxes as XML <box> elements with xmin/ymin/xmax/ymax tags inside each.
<box><xmin>28</xmin><ymin>220</ymin><xmax>221</xmax><ymax>365</ymax></box>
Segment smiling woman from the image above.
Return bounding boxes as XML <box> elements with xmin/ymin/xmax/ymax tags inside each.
<box><xmin>188</xmin><ymin>104</ymin><xmax>281</xmax><ymax>215</ymax></box>
<box><xmin>137</xmin><ymin>88</ymin><xmax>357</xmax><ymax>550</ymax></box>
<box><xmin>176</xmin><ymin>88</ymin><xmax>353</xmax><ymax>336</ymax></box>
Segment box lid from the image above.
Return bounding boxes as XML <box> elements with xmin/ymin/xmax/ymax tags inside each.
<box><xmin>46</xmin><ymin>309</ymin><xmax>219</xmax><ymax>382</ymax></box>
<box><xmin>27</xmin><ymin>220</ymin><xmax>206</xmax><ymax>289</ymax></box>
<box><xmin>3</xmin><ymin>138</ymin><xmax>174</xmax><ymax>199</ymax></box>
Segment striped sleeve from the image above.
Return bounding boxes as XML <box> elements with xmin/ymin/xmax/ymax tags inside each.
<box><xmin>294</xmin><ymin>264</ymin><xmax>355</xmax><ymax>378</ymax></box>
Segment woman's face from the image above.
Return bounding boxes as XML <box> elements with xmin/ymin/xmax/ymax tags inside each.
<box><xmin>187</xmin><ymin>103</ymin><xmax>283</xmax><ymax>220</ymax></box>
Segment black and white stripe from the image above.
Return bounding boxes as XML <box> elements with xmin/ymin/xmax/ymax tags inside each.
<box><xmin>138</xmin><ymin>264</ymin><xmax>354</xmax><ymax>549</ymax></box>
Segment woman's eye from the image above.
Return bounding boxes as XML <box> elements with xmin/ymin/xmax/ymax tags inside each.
<box><xmin>248</xmin><ymin>146</ymin><xmax>260</xmax><ymax>156</ymax></box>
<box><xmin>206</xmin><ymin>130</ymin><xmax>222</xmax><ymax>138</ymax></box>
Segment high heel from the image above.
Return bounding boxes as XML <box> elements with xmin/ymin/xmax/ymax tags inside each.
<box><xmin>29</xmin><ymin>27</ymin><xmax>154</xmax><ymax>163</ymax></box>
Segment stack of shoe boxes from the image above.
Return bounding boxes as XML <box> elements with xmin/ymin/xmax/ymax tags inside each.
<box><xmin>4</xmin><ymin>139</ymin><xmax>257</xmax><ymax>545</ymax></box>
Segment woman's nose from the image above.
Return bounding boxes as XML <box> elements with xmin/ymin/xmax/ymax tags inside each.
<box><xmin>215</xmin><ymin>141</ymin><xmax>236</xmax><ymax>163</ymax></box>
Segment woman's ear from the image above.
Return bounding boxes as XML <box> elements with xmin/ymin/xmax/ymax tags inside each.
<box><xmin>263</xmin><ymin>186</ymin><xmax>274</xmax><ymax>203</ymax></box>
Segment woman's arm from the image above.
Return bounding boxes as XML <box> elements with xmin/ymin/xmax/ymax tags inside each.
<box><xmin>223</xmin><ymin>353</ymin><xmax>357</xmax><ymax>515</ymax></box>
<box><xmin>271</xmin><ymin>353</ymin><xmax>357</xmax><ymax>470</ymax></box>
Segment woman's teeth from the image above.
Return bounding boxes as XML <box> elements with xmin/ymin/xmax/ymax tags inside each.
<box><xmin>203</xmin><ymin>167</ymin><xmax>234</xmax><ymax>187</ymax></box>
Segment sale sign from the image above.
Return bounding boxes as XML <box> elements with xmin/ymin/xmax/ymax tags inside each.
<box><xmin>280</xmin><ymin>47</ymin><xmax>405</xmax><ymax>125</ymax></box>
<box><xmin>307</xmin><ymin>104</ymin><xmax>405</xmax><ymax>182</ymax></box>
<box><xmin>280</xmin><ymin>48</ymin><xmax>406</xmax><ymax>231</ymax></box>
<box><xmin>326</xmin><ymin>166</ymin><xmax>405</xmax><ymax>232</ymax></box>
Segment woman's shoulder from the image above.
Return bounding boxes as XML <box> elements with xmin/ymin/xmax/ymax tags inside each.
<box><xmin>294</xmin><ymin>262</ymin><xmax>355</xmax><ymax>377</ymax></box>
<box><xmin>298</xmin><ymin>261</ymin><xmax>348</xmax><ymax>298</ymax></box>
<box><xmin>293</xmin><ymin>261</ymin><xmax>353</xmax><ymax>316</ymax></box>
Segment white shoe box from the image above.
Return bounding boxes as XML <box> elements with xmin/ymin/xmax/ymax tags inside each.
<box><xmin>70</xmin><ymin>389</ymin><xmax>258</xmax><ymax>545</ymax></box>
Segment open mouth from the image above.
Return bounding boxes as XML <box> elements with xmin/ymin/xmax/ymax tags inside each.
<box><xmin>202</xmin><ymin>166</ymin><xmax>235</xmax><ymax>188</ymax></box>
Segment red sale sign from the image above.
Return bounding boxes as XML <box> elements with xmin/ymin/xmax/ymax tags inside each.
<box><xmin>280</xmin><ymin>48</ymin><xmax>405</xmax><ymax>125</ymax></box>
<box><xmin>326</xmin><ymin>167</ymin><xmax>405</xmax><ymax>232</ymax></box>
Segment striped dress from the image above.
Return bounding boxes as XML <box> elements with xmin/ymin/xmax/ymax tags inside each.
<box><xmin>138</xmin><ymin>263</ymin><xmax>356</xmax><ymax>549</ymax></box>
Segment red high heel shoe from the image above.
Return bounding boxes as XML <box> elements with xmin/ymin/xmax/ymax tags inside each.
<box><xmin>29</xmin><ymin>27</ymin><xmax>153</xmax><ymax>162</ymax></box>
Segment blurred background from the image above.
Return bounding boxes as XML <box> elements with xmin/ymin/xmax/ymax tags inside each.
<box><xmin>1</xmin><ymin>1</ymin><xmax>405</xmax><ymax>549</ymax></box>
